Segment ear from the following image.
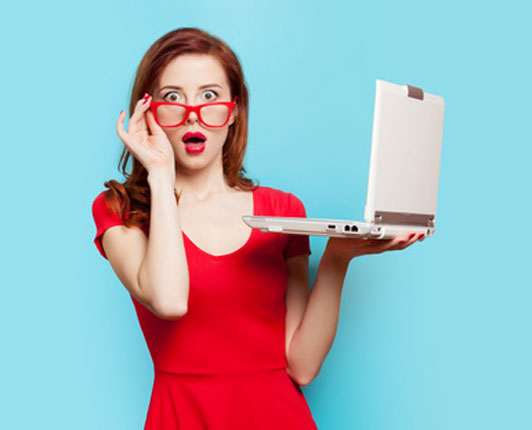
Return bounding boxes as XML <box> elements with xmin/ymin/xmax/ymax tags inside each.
<box><xmin>228</xmin><ymin>102</ymin><xmax>238</xmax><ymax>126</ymax></box>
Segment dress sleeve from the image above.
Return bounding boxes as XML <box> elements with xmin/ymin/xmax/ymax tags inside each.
<box><xmin>282</xmin><ymin>192</ymin><xmax>312</xmax><ymax>259</ymax></box>
<box><xmin>91</xmin><ymin>191</ymin><xmax>125</xmax><ymax>260</ymax></box>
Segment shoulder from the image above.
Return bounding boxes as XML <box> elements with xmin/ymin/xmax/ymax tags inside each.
<box><xmin>91</xmin><ymin>190</ymin><xmax>125</xmax><ymax>224</ymax></box>
<box><xmin>255</xmin><ymin>185</ymin><xmax>307</xmax><ymax>217</ymax></box>
<box><xmin>91</xmin><ymin>190</ymin><xmax>118</xmax><ymax>216</ymax></box>
<box><xmin>91</xmin><ymin>190</ymin><xmax>109</xmax><ymax>216</ymax></box>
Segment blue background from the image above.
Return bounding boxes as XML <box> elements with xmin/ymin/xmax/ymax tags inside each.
<box><xmin>2</xmin><ymin>0</ymin><xmax>531</xmax><ymax>429</ymax></box>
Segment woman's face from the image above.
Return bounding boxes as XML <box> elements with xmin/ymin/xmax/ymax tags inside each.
<box><xmin>152</xmin><ymin>54</ymin><xmax>237</xmax><ymax>173</ymax></box>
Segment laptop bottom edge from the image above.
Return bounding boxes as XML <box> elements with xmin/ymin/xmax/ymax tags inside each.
<box><xmin>242</xmin><ymin>216</ymin><xmax>435</xmax><ymax>240</ymax></box>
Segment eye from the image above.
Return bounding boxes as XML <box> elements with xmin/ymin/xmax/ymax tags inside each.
<box><xmin>202</xmin><ymin>90</ymin><xmax>218</xmax><ymax>101</ymax></box>
<box><xmin>163</xmin><ymin>91</ymin><xmax>181</xmax><ymax>102</ymax></box>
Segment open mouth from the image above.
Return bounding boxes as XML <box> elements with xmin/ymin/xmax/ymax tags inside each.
<box><xmin>182</xmin><ymin>131</ymin><xmax>207</xmax><ymax>143</ymax></box>
<box><xmin>183</xmin><ymin>136</ymin><xmax>205</xmax><ymax>144</ymax></box>
<box><xmin>182</xmin><ymin>132</ymin><xmax>207</xmax><ymax>153</ymax></box>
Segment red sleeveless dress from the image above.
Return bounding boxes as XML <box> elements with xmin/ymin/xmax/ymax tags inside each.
<box><xmin>91</xmin><ymin>185</ymin><xmax>318</xmax><ymax>430</ymax></box>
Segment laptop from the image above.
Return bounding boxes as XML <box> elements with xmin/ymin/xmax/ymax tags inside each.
<box><xmin>242</xmin><ymin>79</ymin><xmax>445</xmax><ymax>240</ymax></box>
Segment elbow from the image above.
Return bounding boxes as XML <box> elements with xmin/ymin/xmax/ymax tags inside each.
<box><xmin>287</xmin><ymin>364</ymin><xmax>316</xmax><ymax>387</ymax></box>
<box><xmin>137</xmin><ymin>270</ymin><xmax>189</xmax><ymax>320</ymax></box>
<box><xmin>152</xmin><ymin>296</ymin><xmax>188</xmax><ymax>320</ymax></box>
<box><xmin>155</xmin><ymin>304</ymin><xmax>188</xmax><ymax>320</ymax></box>
<box><xmin>289</xmin><ymin>373</ymin><xmax>314</xmax><ymax>387</ymax></box>
<box><xmin>158</xmin><ymin>309</ymin><xmax>187</xmax><ymax>320</ymax></box>
<box><xmin>296</xmin><ymin>373</ymin><xmax>315</xmax><ymax>387</ymax></box>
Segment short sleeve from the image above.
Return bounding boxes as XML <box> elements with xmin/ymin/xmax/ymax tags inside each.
<box><xmin>283</xmin><ymin>192</ymin><xmax>312</xmax><ymax>259</ymax></box>
<box><xmin>91</xmin><ymin>191</ymin><xmax>125</xmax><ymax>260</ymax></box>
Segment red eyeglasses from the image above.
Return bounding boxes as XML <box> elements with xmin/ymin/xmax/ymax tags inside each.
<box><xmin>150</xmin><ymin>96</ymin><xmax>237</xmax><ymax>128</ymax></box>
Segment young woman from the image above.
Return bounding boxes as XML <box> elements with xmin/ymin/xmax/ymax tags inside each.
<box><xmin>91</xmin><ymin>27</ymin><xmax>423</xmax><ymax>430</ymax></box>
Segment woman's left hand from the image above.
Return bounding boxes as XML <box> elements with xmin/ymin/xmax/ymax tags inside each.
<box><xmin>324</xmin><ymin>231</ymin><xmax>425</xmax><ymax>266</ymax></box>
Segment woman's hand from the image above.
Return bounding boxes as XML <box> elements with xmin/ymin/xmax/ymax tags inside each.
<box><xmin>116</xmin><ymin>93</ymin><xmax>176</xmax><ymax>178</ymax></box>
<box><xmin>324</xmin><ymin>231</ymin><xmax>425</xmax><ymax>266</ymax></box>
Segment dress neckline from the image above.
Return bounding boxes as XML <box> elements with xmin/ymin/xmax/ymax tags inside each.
<box><xmin>182</xmin><ymin>187</ymin><xmax>259</xmax><ymax>259</ymax></box>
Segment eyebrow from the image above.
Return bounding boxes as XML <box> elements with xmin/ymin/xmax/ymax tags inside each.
<box><xmin>158</xmin><ymin>84</ymin><xmax>223</xmax><ymax>93</ymax></box>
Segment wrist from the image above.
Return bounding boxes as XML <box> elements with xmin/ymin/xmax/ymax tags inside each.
<box><xmin>147</xmin><ymin>169</ymin><xmax>175</xmax><ymax>189</ymax></box>
<box><xmin>322</xmin><ymin>248</ymin><xmax>351</xmax><ymax>271</ymax></box>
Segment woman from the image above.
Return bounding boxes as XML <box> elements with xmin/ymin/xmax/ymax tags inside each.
<box><xmin>92</xmin><ymin>27</ymin><xmax>423</xmax><ymax>430</ymax></box>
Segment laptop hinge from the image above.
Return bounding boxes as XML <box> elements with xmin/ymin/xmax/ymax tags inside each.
<box><xmin>374</xmin><ymin>211</ymin><xmax>434</xmax><ymax>227</ymax></box>
<box><xmin>407</xmin><ymin>84</ymin><xmax>424</xmax><ymax>100</ymax></box>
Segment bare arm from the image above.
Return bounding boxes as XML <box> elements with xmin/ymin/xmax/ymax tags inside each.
<box><xmin>137</xmin><ymin>170</ymin><xmax>189</xmax><ymax>318</ymax></box>
<box><xmin>102</xmin><ymin>173</ymin><xmax>189</xmax><ymax>320</ymax></box>
<box><xmin>286</xmin><ymin>232</ymin><xmax>425</xmax><ymax>384</ymax></box>
<box><xmin>109</xmin><ymin>95</ymin><xmax>189</xmax><ymax>319</ymax></box>
<box><xmin>286</xmin><ymin>253</ymin><xmax>347</xmax><ymax>385</ymax></box>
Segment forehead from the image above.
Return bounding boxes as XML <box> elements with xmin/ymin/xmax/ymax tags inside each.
<box><xmin>157</xmin><ymin>54</ymin><xmax>230</xmax><ymax>90</ymax></box>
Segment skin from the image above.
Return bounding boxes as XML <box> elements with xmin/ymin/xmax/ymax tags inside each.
<box><xmin>116</xmin><ymin>53</ymin><xmax>425</xmax><ymax>385</ymax></box>
<box><xmin>151</xmin><ymin>54</ymin><xmax>239</xmax><ymax>198</ymax></box>
<box><xmin>325</xmin><ymin>231</ymin><xmax>425</xmax><ymax>264</ymax></box>
<box><xmin>118</xmin><ymin>54</ymin><xmax>252</xmax><ymax>255</ymax></box>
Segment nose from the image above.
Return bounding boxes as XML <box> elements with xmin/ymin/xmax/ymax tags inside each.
<box><xmin>186</xmin><ymin>110</ymin><xmax>199</xmax><ymax>124</ymax></box>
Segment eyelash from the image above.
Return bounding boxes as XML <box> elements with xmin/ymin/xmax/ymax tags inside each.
<box><xmin>163</xmin><ymin>90</ymin><xmax>218</xmax><ymax>101</ymax></box>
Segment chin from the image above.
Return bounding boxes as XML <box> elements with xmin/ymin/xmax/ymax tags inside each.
<box><xmin>177</xmin><ymin>151</ymin><xmax>221</xmax><ymax>171</ymax></box>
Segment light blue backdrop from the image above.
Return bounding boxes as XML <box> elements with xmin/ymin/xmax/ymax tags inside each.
<box><xmin>2</xmin><ymin>0</ymin><xmax>530</xmax><ymax>429</ymax></box>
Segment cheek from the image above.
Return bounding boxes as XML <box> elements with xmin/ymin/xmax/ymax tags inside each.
<box><xmin>206</xmin><ymin>128</ymin><xmax>230</xmax><ymax>147</ymax></box>
<box><xmin>164</xmin><ymin>130</ymin><xmax>188</xmax><ymax>153</ymax></box>
<box><xmin>163</xmin><ymin>128</ymin><xmax>180</xmax><ymax>142</ymax></box>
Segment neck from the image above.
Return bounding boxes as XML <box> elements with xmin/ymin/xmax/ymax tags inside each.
<box><xmin>174</xmin><ymin>160</ymin><xmax>232</xmax><ymax>201</ymax></box>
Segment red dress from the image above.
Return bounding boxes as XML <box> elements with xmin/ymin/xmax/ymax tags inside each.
<box><xmin>91</xmin><ymin>185</ymin><xmax>318</xmax><ymax>430</ymax></box>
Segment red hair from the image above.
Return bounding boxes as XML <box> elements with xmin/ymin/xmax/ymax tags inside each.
<box><xmin>102</xmin><ymin>27</ymin><xmax>258</xmax><ymax>228</ymax></box>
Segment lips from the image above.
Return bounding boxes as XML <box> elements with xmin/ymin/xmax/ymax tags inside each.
<box><xmin>182</xmin><ymin>131</ymin><xmax>206</xmax><ymax>154</ymax></box>
<box><xmin>182</xmin><ymin>131</ymin><xmax>207</xmax><ymax>143</ymax></box>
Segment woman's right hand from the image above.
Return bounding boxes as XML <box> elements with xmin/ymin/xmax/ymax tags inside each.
<box><xmin>116</xmin><ymin>93</ymin><xmax>176</xmax><ymax>178</ymax></box>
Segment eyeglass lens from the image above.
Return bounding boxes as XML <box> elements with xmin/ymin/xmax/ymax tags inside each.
<box><xmin>156</xmin><ymin>104</ymin><xmax>230</xmax><ymax>127</ymax></box>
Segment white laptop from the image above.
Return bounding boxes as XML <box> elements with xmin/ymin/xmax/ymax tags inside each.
<box><xmin>242</xmin><ymin>79</ymin><xmax>445</xmax><ymax>240</ymax></box>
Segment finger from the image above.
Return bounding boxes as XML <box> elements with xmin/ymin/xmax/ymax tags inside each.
<box><xmin>373</xmin><ymin>233</ymin><xmax>411</xmax><ymax>252</ymax></box>
<box><xmin>131</xmin><ymin>94</ymin><xmax>151</xmax><ymax>121</ymax></box>
<box><xmin>116</xmin><ymin>109</ymin><xmax>145</xmax><ymax>152</ymax></box>
<box><xmin>116</xmin><ymin>110</ymin><xmax>130</xmax><ymax>144</ymax></box>
<box><xmin>402</xmin><ymin>234</ymin><xmax>419</xmax><ymax>248</ymax></box>
<box><xmin>128</xmin><ymin>94</ymin><xmax>152</xmax><ymax>131</ymax></box>
<box><xmin>383</xmin><ymin>235</ymin><xmax>408</xmax><ymax>248</ymax></box>
<box><xmin>145</xmin><ymin>108</ymin><xmax>164</xmax><ymax>136</ymax></box>
<box><xmin>393</xmin><ymin>232</ymin><xmax>423</xmax><ymax>250</ymax></box>
<box><xmin>410</xmin><ymin>232</ymin><xmax>425</xmax><ymax>244</ymax></box>
<box><xmin>116</xmin><ymin>110</ymin><xmax>144</xmax><ymax>157</ymax></box>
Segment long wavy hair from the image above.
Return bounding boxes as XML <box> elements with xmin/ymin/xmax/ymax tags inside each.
<box><xmin>102</xmin><ymin>27</ymin><xmax>258</xmax><ymax>229</ymax></box>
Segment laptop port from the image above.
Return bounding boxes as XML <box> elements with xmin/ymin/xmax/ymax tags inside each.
<box><xmin>351</xmin><ymin>225</ymin><xmax>359</xmax><ymax>232</ymax></box>
<box><xmin>344</xmin><ymin>225</ymin><xmax>350</xmax><ymax>232</ymax></box>
<box><xmin>327</xmin><ymin>224</ymin><xmax>336</xmax><ymax>230</ymax></box>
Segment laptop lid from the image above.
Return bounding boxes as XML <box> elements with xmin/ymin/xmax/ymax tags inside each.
<box><xmin>364</xmin><ymin>79</ymin><xmax>445</xmax><ymax>228</ymax></box>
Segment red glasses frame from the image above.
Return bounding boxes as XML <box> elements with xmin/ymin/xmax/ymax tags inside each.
<box><xmin>149</xmin><ymin>96</ymin><xmax>237</xmax><ymax>128</ymax></box>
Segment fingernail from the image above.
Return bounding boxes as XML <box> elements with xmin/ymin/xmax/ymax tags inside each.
<box><xmin>409</xmin><ymin>233</ymin><xmax>415</xmax><ymax>239</ymax></box>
